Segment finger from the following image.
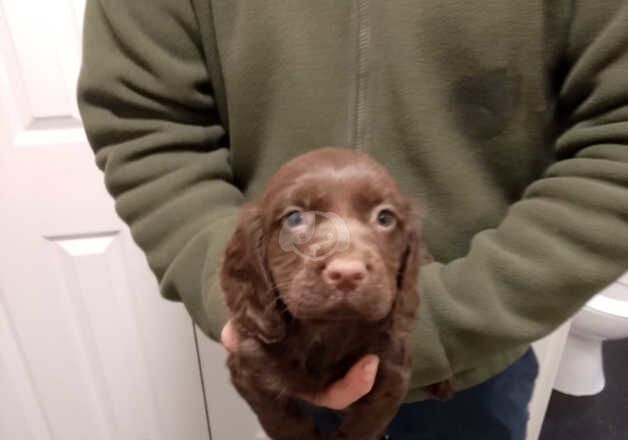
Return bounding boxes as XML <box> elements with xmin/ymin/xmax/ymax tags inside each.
<box><xmin>221</xmin><ymin>320</ymin><xmax>238</xmax><ymax>352</ymax></box>
<box><xmin>307</xmin><ymin>354</ymin><xmax>379</xmax><ymax>410</ymax></box>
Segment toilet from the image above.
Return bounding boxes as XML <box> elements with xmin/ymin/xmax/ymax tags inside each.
<box><xmin>554</xmin><ymin>278</ymin><xmax>628</xmax><ymax>396</ymax></box>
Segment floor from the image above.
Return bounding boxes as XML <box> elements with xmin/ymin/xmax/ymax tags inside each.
<box><xmin>539</xmin><ymin>338</ymin><xmax>628</xmax><ymax>440</ymax></box>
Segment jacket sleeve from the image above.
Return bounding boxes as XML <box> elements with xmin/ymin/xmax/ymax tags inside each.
<box><xmin>78</xmin><ymin>0</ymin><xmax>239</xmax><ymax>340</ymax></box>
<box><xmin>413</xmin><ymin>0</ymin><xmax>628</xmax><ymax>387</ymax></box>
<box><xmin>409</xmin><ymin>0</ymin><xmax>628</xmax><ymax>393</ymax></box>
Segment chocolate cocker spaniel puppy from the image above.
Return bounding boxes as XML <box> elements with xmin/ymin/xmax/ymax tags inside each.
<box><xmin>220</xmin><ymin>147</ymin><xmax>451</xmax><ymax>440</ymax></box>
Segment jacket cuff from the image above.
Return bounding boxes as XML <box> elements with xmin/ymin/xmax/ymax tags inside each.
<box><xmin>165</xmin><ymin>212</ymin><xmax>238</xmax><ymax>342</ymax></box>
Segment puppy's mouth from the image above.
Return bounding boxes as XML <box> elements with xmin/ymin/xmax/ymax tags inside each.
<box><xmin>279</xmin><ymin>288</ymin><xmax>393</xmax><ymax>322</ymax></box>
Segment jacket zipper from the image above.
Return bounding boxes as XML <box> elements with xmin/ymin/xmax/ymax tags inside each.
<box><xmin>354</xmin><ymin>0</ymin><xmax>370</xmax><ymax>150</ymax></box>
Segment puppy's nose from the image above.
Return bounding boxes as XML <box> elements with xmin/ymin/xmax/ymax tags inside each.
<box><xmin>323</xmin><ymin>259</ymin><xmax>367</xmax><ymax>292</ymax></box>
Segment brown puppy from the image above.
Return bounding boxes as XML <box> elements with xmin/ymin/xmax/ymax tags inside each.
<box><xmin>221</xmin><ymin>147</ymin><xmax>450</xmax><ymax>440</ymax></box>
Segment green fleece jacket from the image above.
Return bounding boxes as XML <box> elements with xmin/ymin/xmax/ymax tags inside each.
<box><xmin>78</xmin><ymin>0</ymin><xmax>628</xmax><ymax>401</ymax></box>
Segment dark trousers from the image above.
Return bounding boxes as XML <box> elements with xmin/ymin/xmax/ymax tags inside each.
<box><xmin>311</xmin><ymin>348</ymin><xmax>539</xmax><ymax>440</ymax></box>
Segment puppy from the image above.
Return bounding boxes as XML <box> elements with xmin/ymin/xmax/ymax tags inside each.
<box><xmin>220</xmin><ymin>147</ymin><xmax>451</xmax><ymax>440</ymax></box>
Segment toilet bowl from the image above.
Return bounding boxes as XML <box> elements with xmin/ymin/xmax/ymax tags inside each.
<box><xmin>554</xmin><ymin>281</ymin><xmax>628</xmax><ymax>396</ymax></box>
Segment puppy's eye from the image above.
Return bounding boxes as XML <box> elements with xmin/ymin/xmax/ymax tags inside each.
<box><xmin>375</xmin><ymin>208</ymin><xmax>396</xmax><ymax>229</ymax></box>
<box><xmin>284</xmin><ymin>209</ymin><xmax>304</xmax><ymax>228</ymax></box>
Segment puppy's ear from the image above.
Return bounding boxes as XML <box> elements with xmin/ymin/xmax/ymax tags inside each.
<box><xmin>392</xmin><ymin>205</ymin><xmax>425</xmax><ymax>336</ymax></box>
<box><xmin>220</xmin><ymin>203</ymin><xmax>286</xmax><ymax>344</ymax></box>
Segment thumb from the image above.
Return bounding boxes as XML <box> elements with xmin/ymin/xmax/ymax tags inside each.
<box><xmin>221</xmin><ymin>319</ymin><xmax>239</xmax><ymax>352</ymax></box>
<box><xmin>308</xmin><ymin>355</ymin><xmax>380</xmax><ymax>410</ymax></box>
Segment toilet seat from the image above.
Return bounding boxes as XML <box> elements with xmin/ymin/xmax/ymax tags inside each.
<box><xmin>585</xmin><ymin>294</ymin><xmax>628</xmax><ymax>319</ymax></box>
<box><xmin>585</xmin><ymin>283</ymin><xmax>628</xmax><ymax>319</ymax></box>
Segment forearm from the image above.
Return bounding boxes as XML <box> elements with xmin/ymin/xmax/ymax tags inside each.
<box><xmin>406</xmin><ymin>0</ymin><xmax>628</xmax><ymax>394</ymax></box>
<box><xmin>79</xmin><ymin>0</ymin><xmax>241</xmax><ymax>339</ymax></box>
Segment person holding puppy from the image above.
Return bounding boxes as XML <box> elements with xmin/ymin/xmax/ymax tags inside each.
<box><xmin>79</xmin><ymin>1</ymin><xmax>628</xmax><ymax>438</ymax></box>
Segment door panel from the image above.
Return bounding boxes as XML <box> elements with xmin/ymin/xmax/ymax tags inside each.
<box><xmin>0</xmin><ymin>288</ymin><xmax>50</xmax><ymax>440</ymax></box>
<box><xmin>1</xmin><ymin>0</ymin><xmax>84</xmax><ymax>144</ymax></box>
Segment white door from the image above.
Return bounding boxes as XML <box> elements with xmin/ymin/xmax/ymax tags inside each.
<box><xmin>0</xmin><ymin>1</ymin><xmax>211</xmax><ymax>439</ymax></box>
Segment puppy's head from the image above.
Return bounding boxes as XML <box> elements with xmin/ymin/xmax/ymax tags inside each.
<box><xmin>221</xmin><ymin>147</ymin><xmax>422</xmax><ymax>342</ymax></box>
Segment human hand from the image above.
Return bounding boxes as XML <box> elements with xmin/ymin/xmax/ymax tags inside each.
<box><xmin>221</xmin><ymin>319</ymin><xmax>380</xmax><ymax>410</ymax></box>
